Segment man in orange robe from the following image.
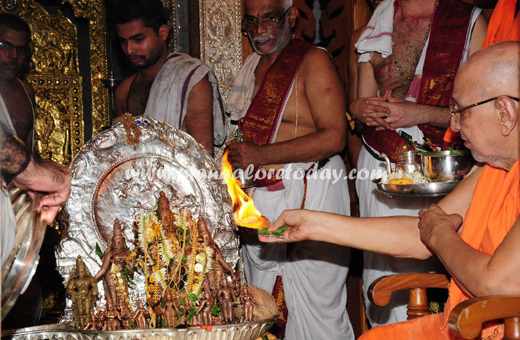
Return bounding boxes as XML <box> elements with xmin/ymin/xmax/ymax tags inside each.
<box><xmin>259</xmin><ymin>41</ymin><xmax>520</xmax><ymax>340</ymax></box>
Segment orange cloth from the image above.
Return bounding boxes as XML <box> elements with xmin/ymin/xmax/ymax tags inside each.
<box><xmin>444</xmin><ymin>0</ymin><xmax>519</xmax><ymax>144</ymax></box>
<box><xmin>482</xmin><ymin>0</ymin><xmax>520</xmax><ymax>49</ymax></box>
<box><xmin>360</xmin><ymin>160</ymin><xmax>520</xmax><ymax>340</ymax></box>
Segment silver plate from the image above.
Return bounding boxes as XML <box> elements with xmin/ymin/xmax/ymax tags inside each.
<box><xmin>2</xmin><ymin>317</ymin><xmax>277</xmax><ymax>340</ymax></box>
<box><xmin>374</xmin><ymin>178</ymin><xmax>461</xmax><ymax>198</ymax></box>
<box><xmin>56</xmin><ymin>116</ymin><xmax>238</xmax><ymax>319</ymax></box>
<box><xmin>2</xmin><ymin>189</ymin><xmax>46</xmax><ymax>320</ymax></box>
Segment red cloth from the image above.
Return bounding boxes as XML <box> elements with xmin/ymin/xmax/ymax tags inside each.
<box><xmin>240</xmin><ymin>39</ymin><xmax>313</xmax><ymax>146</ymax></box>
<box><xmin>444</xmin><ymin>0</ymin><xmax>519</xmax><ymax>144</ymax></box>
<box><xmin>239</xmin><ymin>39</ymin><xmax>314</xmax><ymax>187</ymax></box>
<box><xmin>362</xmin><ymin>0</ymin><xmax>474</xmax><ymax>162</ymax></box>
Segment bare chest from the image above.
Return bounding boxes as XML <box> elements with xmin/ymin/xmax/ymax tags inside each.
<box><xmin>1</xmin><ymin>84</ymin><xmax>33</xmax><ymax>143</ymax></box>
<box><xmin>252</xmin><ymin>67</ymin><xmax>315</xmax><ymax>140</ymax></box>
<box><xmin>127</xmin><ymin>75</ymin><xmax>154</xmax><ymax>115</ymax></box>
<box><xmin>371</xmin><ymin>17</ymin><xmax>431</xmax><ymax>99</ymax></box>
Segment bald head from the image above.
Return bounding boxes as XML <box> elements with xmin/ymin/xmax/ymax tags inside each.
<box><xmin>281</xmin><ymin>0</ymin><xmax>293</xmax><ymax>9</ymax></box>
<box><xmin>452</xmin><ymin>41</ymin><xmax>519</xmax><ymax>170</ymax></box>
<box><xmin>456</xmin><ymin>41</ymin><xmax>519</xmax><ymax>99</ymax></box>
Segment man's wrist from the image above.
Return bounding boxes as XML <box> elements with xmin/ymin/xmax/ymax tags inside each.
<box><xmin>429</xmin><ymin>224</ymin><xmax>457</xmax><ymax>251</ymax></box>
<box><xmin>10</xmin><ymin>151</ymin><xmax>31</xmax><ymax>178</ymax></box>
<box><xmin>1</xmin><ymin>135</ymin><xmax>32</xmax><ymax>178</ymax></box>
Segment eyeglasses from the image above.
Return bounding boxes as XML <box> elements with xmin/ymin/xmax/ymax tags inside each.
<box><xmin>450</xmin><ymin>95</ymin><xmax>519</xmax><ymax>123</ymax></box>
<box><xmin>241</xmin><ymin>7</ymin><xmax>292</xmax><ymax>31</ymax></box>
<box><xmin>0</xmin><ymin>41</ymin><xmax>31</xmax><ymax>56</ymax></box>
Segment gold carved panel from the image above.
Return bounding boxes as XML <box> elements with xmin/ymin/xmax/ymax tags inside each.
<box><xmin>63</xmin><ymin>0</ymin><xmax>109</xmax><ymax>140</ymax></box>
<box><xmin>1</xmin><ymin>0</ymin><xmax>109</xmax><ymax>166</ymax></box>
<box><xmin>198</xmin><ymin>0</ymin><xmax>243</xmax><ymax>99</ymax></box>
<box><xmin>162</xmin><ymin>0</ymin><xmax>180</xmax><ymax>53</ymax></box>
<box><xmin>1</xmin><ymin>0</ymin><xmax>83</xmax><ymax>165</ymax></box>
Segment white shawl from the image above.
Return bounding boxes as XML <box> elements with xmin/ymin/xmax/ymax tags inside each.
<box><xmin>145</xmin><ymin>53</ymin><xmax>227</xmax><ymax>146</ymax></box>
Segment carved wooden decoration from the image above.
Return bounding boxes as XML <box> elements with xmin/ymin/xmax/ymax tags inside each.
<box><xmin>198</xmin><ymin>0</ymin><xmax>243</xmax><ymax>99</ymax></box>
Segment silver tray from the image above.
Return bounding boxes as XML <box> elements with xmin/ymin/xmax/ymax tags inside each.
<box><xmin>374</xmin><ymin>178</ymin><xmax>461</xmax><ymax>198</ymax></box>
<box><xmin>1</xmin><ymin>317</ymin><xmax>276</xmax><ymax>340</ymax></box>
<box><xmin>56</xmin><ymin>116</ymin><xmax>238</xmax><ymax>320</ymax></box>
<box><xmin>1</xmin><ymin>188</ymin><xmax>45</xmax><ymax>320</ymax></box>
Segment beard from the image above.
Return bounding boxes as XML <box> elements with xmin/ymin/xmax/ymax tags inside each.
<box><xmin>0</xmin><ymin>60</ymin><xmax>24</xmax><ymax>81</ymax></box>
<box><xmin>249</xmin><ymin>19</ymin><xmax>293</xmax><ymax>55</ymax></box>
<box><xmin>129</xmin><ymin>42</ymin><xmax>165</xmax><ymax>70</ymax></box>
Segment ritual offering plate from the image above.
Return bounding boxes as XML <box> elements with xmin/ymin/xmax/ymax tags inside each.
<box><xmin>375</xmin><ymin>150</ymin><xmax>471</xmax><ymax>198</ymax></box>
<box><xmin>374</xmin><ymin>178</ymin><xmax>461</xmax><ymax>198</ymax></box>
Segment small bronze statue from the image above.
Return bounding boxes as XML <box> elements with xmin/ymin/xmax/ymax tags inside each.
<box><xmin>163</xmin><ymin>288</ymin><xmax>179</xmax><ymax>328</ymax></box>
<box><xmin>158</xmin><ymin>191</ymin><xmax>175</xmax><ymax>236</ymax></box>
<box><xmin>196</xmin><ymin>288</ymin><xmax>213</xmax><ymax>325</ymax></box>
<box><xmin>103</xmin><ymin>298</ymin><xmax>122</xmax><ymax>331</ymax></box>
<box><xmin>66</xmin><ymin>256</ymin><xmax>99</xmax><ymax>329</ymax></box>
<box><xmin>94</xmin><ymin>219</ymin><xmax>133</xmax><ymax>306</ymax></box>
<box><xmin>132</xmin><ymin>299</ymin><xmax>149</xmax><ymax>329</ymax></box>
<box><xmin>240</xmin><ymin>285</ymin><xmax>258</xmax><ymax>322</ymax></box>
<box><xmin>120</xmin><ymin>302</ymin><xmax>134</xmax><ymax>329</ymax></box>
<box><xmin>217</xmin><ymin>278</ymin><xmax>236</xmax><ymax>324</ymax></box>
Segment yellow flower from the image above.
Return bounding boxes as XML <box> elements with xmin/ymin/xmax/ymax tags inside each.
<box><xmin>125</xmin><ymin>252</ymin><xmax>137</xmax><ymax>263</ymax></box>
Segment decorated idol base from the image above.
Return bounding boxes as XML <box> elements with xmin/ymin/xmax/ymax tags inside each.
<box><xmin>2</xmin><ymin>317</ymin><xmax>277</xmax><ymax>340</ymax></box>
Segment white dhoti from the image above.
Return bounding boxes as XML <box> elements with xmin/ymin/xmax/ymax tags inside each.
<box><xmin>356</xmin><ymin>146</ymin><xmax>443</xmax><ymax>326</ymax></box>
<box><xmin>243</xmin><ymin>156</ymin><xmax>354</xmax><ymax>340</ymax></box>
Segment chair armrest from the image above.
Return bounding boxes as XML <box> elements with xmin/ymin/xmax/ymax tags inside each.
<box><xmin>369</xmin><ymin>273</ymin><xmax>450</xmax><ymax>307</ymax></box>
<box><xmin>448</xmin><ymin>295</ymin><xmax>520</xmax><ymax>339</ymax></box>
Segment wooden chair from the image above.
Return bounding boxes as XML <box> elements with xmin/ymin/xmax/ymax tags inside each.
<box><xmin>368</xmin><ymin>273</ymin><xmax>450</xmax><ymax>320</ymax></box>
<box><xmin>369</xmin><ymin>274</ymin><xmax>520</xmax><ymax>339</ymax></box>
<box><xmin>449</xmin><ymin>295</ymin><xmax>520</xmax><ymax>340</ymax></box>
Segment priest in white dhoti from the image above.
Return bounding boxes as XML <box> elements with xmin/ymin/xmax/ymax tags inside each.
<box><xmin>225</xmin><ymin>1</ymin><xmax>354</xmax><ymax>339</ymax></box>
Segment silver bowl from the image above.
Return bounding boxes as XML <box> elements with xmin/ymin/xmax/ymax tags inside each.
<box><xmin>421</xmin><ymin>151</ymin><xmax>473</xmax><ymax>182</ymax></box>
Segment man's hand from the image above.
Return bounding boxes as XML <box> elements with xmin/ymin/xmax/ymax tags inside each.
<box><xmin>367</xmin><ymin>100</ymin><xmax>419</xmax><ymax>130</ymax></box>
<box><xmin>350</xmin><ymin>95</ymin><xmax>393</xmax><ymax>130</ymax></box>
<box><xmin>226</xmin><ymin>141</ymin><xmax>265</xmax><ymax>169</ymax></box>
<box><xmin>364</xmin><ymin>90</ymin><xmax>416</xmax><ymax>130</ymax></box>
<box><xmin>12</xmin><ymin>157</ymin><xmax>71</xmax><ymax>224</ymax></box>
<box><xmin>366</xmin><ymin>91</ymin><xmax>451</xmax><ymax>130</ymax></box>
<box><xmin>418</xmin><ymin>204</ymin><xmax>463</xmax><ymax>251</ymax></box>
<box><xmin>258</xmin><ymin>209</ymin><xmax>320</xmax><ymax>243</ymax></box>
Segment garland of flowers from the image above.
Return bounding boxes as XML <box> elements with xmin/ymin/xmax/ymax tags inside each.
<box><xmin>137</xmin><ymin>200</ymin><xmax>215</xmax><ymax>326</ymax></box>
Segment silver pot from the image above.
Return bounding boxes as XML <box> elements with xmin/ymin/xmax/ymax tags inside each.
<box><xmin>395</xmin><ymin>151</ymin><xmax>422</xmax><ymax>173</ymax></box>
<box><xmin>381</xmin><ymin>151</ymin><xmax>422</xmax><ymax>175</ymax></box>
<box><xmin>421</xmin><ymin>151</ymin><xmax>473</xmax><ymax>182</ymax></box>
